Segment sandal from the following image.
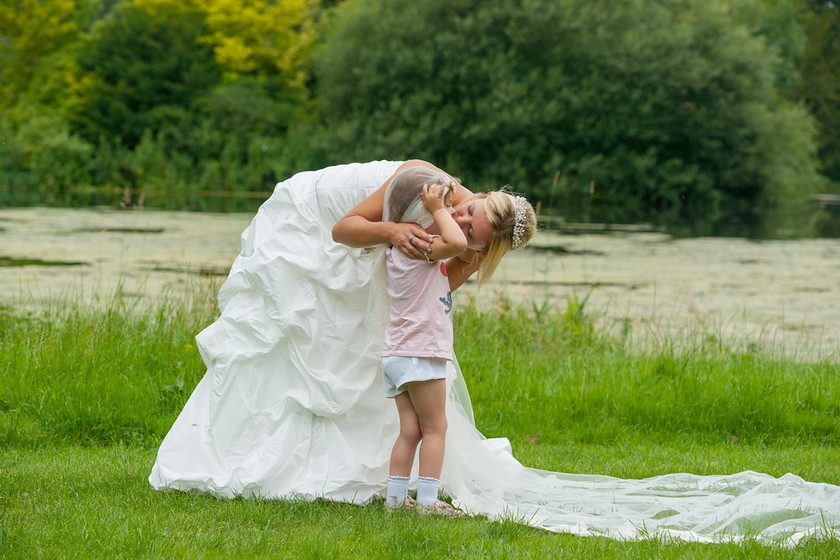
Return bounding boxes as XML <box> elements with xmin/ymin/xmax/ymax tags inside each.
<box><xmin>385</xmin><ymin>495</ymin><xmax>416</xmax><ymax>512</ymax></box>
<box><xmin>414</xmin><ymin>499</ymin><xmax>465</xmax><ymax>517</ymax></box>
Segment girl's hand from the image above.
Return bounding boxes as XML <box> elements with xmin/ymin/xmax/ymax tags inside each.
<box><xmin>442</xmin><ymin>188</ymin><xmax>455</xmax><ymax>209</ymax></box>
<box><xmin>391</xmin><ymin>222</ymin><xmax>433</xmax><ymax>259</ymax></box>
<box><xmin>421</xmin><ymin>182</ymin><xmax>446</xmax><ymax>213</ymax></box>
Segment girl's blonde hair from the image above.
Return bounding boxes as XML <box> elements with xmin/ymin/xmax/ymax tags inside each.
<box><xmin>470</xmin><ymin>190</ymin><xmax>537</xmax><ymax>283</ymax></box>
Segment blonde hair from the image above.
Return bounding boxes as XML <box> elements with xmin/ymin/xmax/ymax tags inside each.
<box><xmin>470</xmin><ymin>190</ymin><xmax>537</xmax><ymax>283</ymax></box>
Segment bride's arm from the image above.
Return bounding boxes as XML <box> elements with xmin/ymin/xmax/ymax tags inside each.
<box><xmin>332</xmin><ymin>159</ymin><xmax>474</xmax><ymax>259</ymax></box>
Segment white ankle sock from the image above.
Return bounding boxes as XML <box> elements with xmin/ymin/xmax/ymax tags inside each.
<box><xmin>417</xmin><ymin>476</ymin><xmax>440</xmax><ymax>507</ymax></box>
<box><xmin>386</xmin><ymin>475</ymin><xmax>410</xmax><ymax>507</ymax></box>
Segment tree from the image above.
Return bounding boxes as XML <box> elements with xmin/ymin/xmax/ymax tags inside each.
<box><xmin>72</xmin><ymin>2</ymin><xmax>221</xmax><ymax>149</ymax></box>
<box><xmin>794</xmin><ymin>1</ymin><xmax>840</xmax><ymax>184</ymax></box>
<box><xmin>315</xmin><ymin>0</ymin><xmax>822</xmax><ymax>235</ymax></box>
<box><xmin>68</xmin><ymin>0</ymin><xmax>321</xmax><ymax>201</ymax></box>
<box><xmin>0</xmin><ymin>0</ymin><xmax>100</xmax><ymax>203</ymax></box>
<box><xmin>131</xmin><ymin>0</ymin><xmax>317</xmax><ymax>87</ymax></box>
<box><xmin>0</xmin><ymin>0</ymin><xmax>98</xmax><ymax>113</ymax></box>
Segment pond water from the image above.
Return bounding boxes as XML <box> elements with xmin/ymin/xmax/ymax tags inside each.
<box><xmin>2</xmin><ymin>207</ymin><xmax>838</xmax><ymax>359</ymax></box>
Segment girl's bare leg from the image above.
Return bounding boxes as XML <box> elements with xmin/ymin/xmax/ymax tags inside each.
<box><xmin>389</xmin><ymin>392</ymin><xmax>422</xmax><ymax>476</ymax></box>
<box><xmin>406</xmin><ymin>379</ymin><xmax>448</xmax><ymax>479</ymax></box>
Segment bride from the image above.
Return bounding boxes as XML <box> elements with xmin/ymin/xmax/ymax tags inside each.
<box><xmin>149</xmin><ymin>159</ymin><xmax>840</xmax><ymax>546</ymax></box>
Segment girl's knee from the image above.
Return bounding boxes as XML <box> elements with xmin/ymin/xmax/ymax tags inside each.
<box><xmin>419</xmin><ymin>417</ymin><xmax>448</xmax><ymax>437</ymax></box>
<box><xmin>399</xmin><ymin>425</ymin><xmax>422</xmax><ymax>446</ymax></box>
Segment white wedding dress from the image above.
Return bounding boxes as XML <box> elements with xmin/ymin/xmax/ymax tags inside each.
<box><xmin>149</xmin><ymin>161</ymin><xmax>840</xmax><ymax>546</ymax></box>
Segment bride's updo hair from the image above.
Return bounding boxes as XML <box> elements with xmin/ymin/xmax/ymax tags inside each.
<box><xmin>473</xmin><ymin>190</ymin><xmax>537</xmax><ymax>283</ymax></box>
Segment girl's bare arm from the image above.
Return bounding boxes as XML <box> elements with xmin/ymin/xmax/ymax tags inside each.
<box><xmin>421</xmin><ymin>183</ymin><xmax>468</xmax><ymax>261</ymax></box>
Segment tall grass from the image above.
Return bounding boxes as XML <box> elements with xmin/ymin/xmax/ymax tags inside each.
<box><xmin>2</xmin><ymin>289</ymin><xmax>838</xmax><ymax>454</ymax></box>
<box><xmin>0</xmin><ymin>287</ymin><xmax>217</xmax><ymax>448</ymax></box>
<box><xmin>3</xmin><ymin>291</ymin><xmax>837</xmax><ymax>452</ymax></box>
<box><xmin>1</xmin><ymin>290</ymin><xmax>839</xmax><ymax>557</ymax></box>
<box><xmin>454</xmin><ymin>295</ymin><xmax>839</xmax><ymax>451</ymax></box>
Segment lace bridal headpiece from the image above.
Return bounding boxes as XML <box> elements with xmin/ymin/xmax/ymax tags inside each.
<box><xmin>511</xmin><ymin>196</ymin><xmax>528</xmax><ymax>249</ymax></box>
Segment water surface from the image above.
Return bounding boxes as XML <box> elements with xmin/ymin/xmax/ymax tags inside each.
<box><xmin>2</xmin><ymin>207</ymin><xmax>837</xmax><ymax>358</ymax></box>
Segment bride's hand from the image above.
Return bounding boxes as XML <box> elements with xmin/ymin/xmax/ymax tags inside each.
<box><xmin>391</xmin><ymin>223</ymin><xmax>433</xmax><ymax>259</ymax></box>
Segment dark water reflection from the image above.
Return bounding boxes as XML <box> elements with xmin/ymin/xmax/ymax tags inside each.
<box><xmin>545</xmin><ymin>192</ymin><xmax>840</xmax><ymax>240</ymax></box>
<box><xmin>540</xmin><ymin>208</ymin><xmax>840</xmax><ymax>240</ymax></box>
<box><xmin>0</xmin><ymin>256</ymin><xmax>87</xmax><ymax>267</ymax></box>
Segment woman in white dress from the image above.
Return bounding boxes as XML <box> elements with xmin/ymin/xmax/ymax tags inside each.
<box><xmin>149</xmin><ymin>159</ymin><xmax>509</xmax><ymax>501</ymax></box>
<box><xmin>149</xmin><ymin>159</ymin><xmax>840</xmax><ymax>546</ymax></box>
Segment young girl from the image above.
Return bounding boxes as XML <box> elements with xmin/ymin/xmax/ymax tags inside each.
<box><xmin>380</xmin><ymin>167</ymin><xmax>535</xmax><ymax>516</ymax></box>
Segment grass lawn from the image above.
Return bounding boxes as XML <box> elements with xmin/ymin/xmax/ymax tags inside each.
<box><xmin>4</xmin><ymin>443</ymin><xmax>839</xmax><ymax>559</ymax></box>
<box><xmin>1</xmin><ymin>294</ymin><xmax>838</xmax><ymax>558</ymax></box>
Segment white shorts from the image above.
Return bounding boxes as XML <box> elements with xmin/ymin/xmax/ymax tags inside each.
<box><xmin>381</xmin><ymin>356</ymin><xmax>447</xmax><ymax>398</ymax></box>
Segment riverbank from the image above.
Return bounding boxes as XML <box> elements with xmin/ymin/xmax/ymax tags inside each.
<box><xmin>2</xmin><ymin>207</ymin><xmax>838</xmax><ymax>358</ymax></box>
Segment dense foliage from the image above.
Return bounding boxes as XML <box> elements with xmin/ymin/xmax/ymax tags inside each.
<box><xmin>0</xmin><ymin>0</ymin><xmax>837</xmax><ymax>234</ymax></box>
<box><xmin>0</xmin><ymin>0</ymin><xmax>319</xmax><ymax>211</ymax></box>
<box><xmin>794</xmin><ymin>1</ymin><xmax>840</xmax><ymax>183</ymax></box>
<box><xmin>316</xmin><ymin>0</ymin><xmax>823</xmax><ymax>235</ymax></box>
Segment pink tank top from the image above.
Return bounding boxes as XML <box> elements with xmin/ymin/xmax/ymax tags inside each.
<box><xmin>381</xmin><ymin>248</ymin><xmax>453</xmax><ymax>360</ymax></box>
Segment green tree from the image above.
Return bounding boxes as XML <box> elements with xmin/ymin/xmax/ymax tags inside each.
<box><xmin>71</xmin><ymin>2</ymin><xmax>221</xmax><ymax>149</ymax></box>
<box><xmin>133</xmin><ymin>0</ymin><xmax>317</xmax><ymax>85</ymax></box>
<box><xmin>0</xmin><ymin>0</ymin><xmax>101</xmax><ymax>205</ymax></box>
<box><xmin>315</xmin><ymin>0</ymin><xmax>822</xmax><ymax>235</ymax></box>
<box><xmin>794</xmin><ymin>1</ymin><xmax>840</xmax><ymax>184</ymax></box>
<box><xmin>64</xmin><ymin>0</ymin><xmax>322</xmax><ymax>208</ymax></box>
<box><xmin>0</xmin><ymin>0</ymin><xmax>99</xmax><ymax>114</ymax></box>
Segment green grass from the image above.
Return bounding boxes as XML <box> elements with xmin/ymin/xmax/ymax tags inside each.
<box><xmin>3</xmin><ymin>445</ymin><xmax>839</xmax><ymax>559</ymax></box>
<box><xmin>454</xmin><ymin>297</ymin><xmax>839</xmax><ymax>452</ymax></box>
<box><xmin>1</xmin><ymin>290</ymin><xmax>838</xmax><ymax>558</ymax></box>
